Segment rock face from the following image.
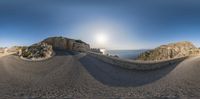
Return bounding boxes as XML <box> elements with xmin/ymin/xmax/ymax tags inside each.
<box><xmin>41</xmin><ymin>37</ymin><xmax>90</xmax><ymax>52</ymax></box>
<box><xmin>137</xmin><ymin>41</ymin><xmax>200</xmax><ymax>61</ymax></box>
<box><xmin>19</xmin><ymin>43</ymin><xmax>53</xmax><ymax>59</ymax></box>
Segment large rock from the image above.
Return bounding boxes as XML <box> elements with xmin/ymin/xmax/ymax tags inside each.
<box><xmin>41</xmin><ymin>37</ymin><xmax>90</xmax><ymax>52</ymax></box>
<box><xmin>137</xmin><ymin>41</ymin><xmax>200</xmax><ymax>61</ymax></box>
<box><xmin>19</xmin><ymin>43</ymin><xmax>53</xmax><ymax>59</ymax></box>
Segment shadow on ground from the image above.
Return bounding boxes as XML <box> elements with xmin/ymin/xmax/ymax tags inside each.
<box><xmin>79</xmin><ymin>55</ymin><xmax>182</xmax><ymax>87</ymax></box>
<box><xmin>54</xmin><ymin>49</ymin><xmax>80</xmax><ymax>56</ymax></box>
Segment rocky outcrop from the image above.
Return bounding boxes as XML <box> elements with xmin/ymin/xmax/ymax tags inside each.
<box><xmin>17</xmin><ymin>36</ymin><xmax>89</xmax><ymax>61</ymax></box>
<box><xmin>137</xmin><ymin>41</ymin><xmax>200</xmax><ymax>61</ymax></box>
<box><xmin>19</xmin><ymin>43</ymin><xmax>53</xmax><ymax>60</ymax></box>
<box><xmin>41</xmin><ymin>37</ymin><xmax>90</xmax><ymax>52</ymax></box>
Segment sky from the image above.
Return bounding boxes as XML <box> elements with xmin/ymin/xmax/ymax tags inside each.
<box><xmin>1</xmin><ymin>0</ymin><xmax>200</xmax><ymax>49</ymax></box>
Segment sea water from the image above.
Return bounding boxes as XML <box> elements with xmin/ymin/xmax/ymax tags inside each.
<box><xmin>104</xmin><ymin>50</ymin><xmax>148</xmax><ymax>59</ymax></box>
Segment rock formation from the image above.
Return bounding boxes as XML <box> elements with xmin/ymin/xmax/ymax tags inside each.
<box><xmin>41</xmin><ymin>37</ymin><xmax>90</xmax><ymax>52</ymax></box>
<box><xmin>19</xmin><ymin>43</ymin><xmax>53</xmax><ymax>59</ymax></box>
<box><xmin>137</xmin><ymin>41</ymin><xmax>200</xmax><ymax>61</ymax></box>
<box><xmin>17</xmin><ymin>36</ymin><xmax>90</xmax><ymax>60</ymax></box>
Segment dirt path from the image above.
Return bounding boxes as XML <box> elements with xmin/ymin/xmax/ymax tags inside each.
<box><xmin>0</xmin><ymin>51</ymin><xmax>199</xmax><ymax>98</ymax></box>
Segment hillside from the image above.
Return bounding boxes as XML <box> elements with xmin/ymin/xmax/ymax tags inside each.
<box><xmin>137</xmin><ymin>41</ymin><xmax>200</xmax><ymax>61</ymax></box>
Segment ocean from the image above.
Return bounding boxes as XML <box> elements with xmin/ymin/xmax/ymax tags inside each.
<box><xmin>104</xmin><ymin>50</ymin><xmax>148</xmax><ymax>59</ymax></box>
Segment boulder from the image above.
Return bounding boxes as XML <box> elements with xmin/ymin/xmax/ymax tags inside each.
<box><xmin>137</xmin><ymin>41</ymin><xmax>200</xmax><ymax>61</ymax></box>
<box><xmin>41</xmin><ymin>37</ymin><xmax>90</xmax><ymax>52</ymax></box>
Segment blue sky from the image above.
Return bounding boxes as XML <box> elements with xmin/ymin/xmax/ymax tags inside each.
<box><xmin>1</xmin><ymin>0</ymin><xmax>200</xmax><ymax>49</ymax></box>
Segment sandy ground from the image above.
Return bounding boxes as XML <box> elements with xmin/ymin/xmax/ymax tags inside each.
<box><xmin>0</xmin><ymin>50</ymin><xmax>199</xmax><ymax>98</ymax></box>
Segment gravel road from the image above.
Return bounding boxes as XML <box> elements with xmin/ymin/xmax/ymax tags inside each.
<box><xmin>0</xmin><ymin>51</ymin><xmax>199</xmax><ymax>98</ymax></box>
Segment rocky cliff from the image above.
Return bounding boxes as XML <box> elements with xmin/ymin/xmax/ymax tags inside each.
<box><xmin>137</xmin><ymin>41</ymin><xmax>200</xmax><ymax>61</ymax></box>
<box><xmin>41</xmin><ymin>37</ymin><xmax>90</xmax><ymax>52</ymax></box>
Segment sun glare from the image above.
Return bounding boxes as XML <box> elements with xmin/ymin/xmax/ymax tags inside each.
<box><xmin>96</xmin><ymin>33</ymin><xmax>108</xmax><ymax>44</ymax></box>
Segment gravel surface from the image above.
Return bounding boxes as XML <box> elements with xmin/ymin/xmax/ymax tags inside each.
<box><xmin>0</xmin><ymin>51</ymin><xmax>199</xmax><ymax>98</ymax></box>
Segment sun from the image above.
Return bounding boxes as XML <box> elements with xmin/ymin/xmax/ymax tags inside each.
<box><xmin>96</xmin><ymin>33</ymin><xmax>108</xmax><ymax>45</ymax></box>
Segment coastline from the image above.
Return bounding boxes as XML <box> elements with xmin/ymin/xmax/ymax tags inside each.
<box><xmin>104</xmin><ymin>49</ymin><xmax>148</xmax><ymax>59</ymax></box>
